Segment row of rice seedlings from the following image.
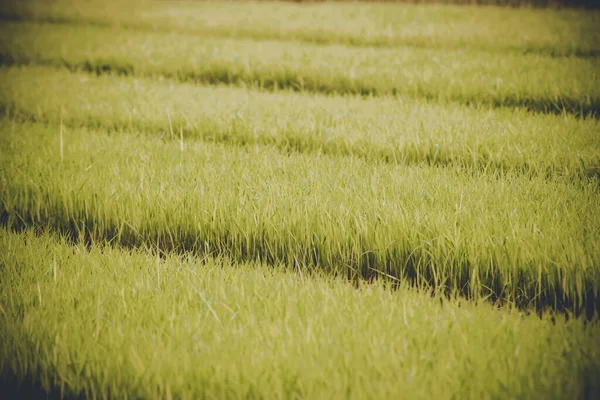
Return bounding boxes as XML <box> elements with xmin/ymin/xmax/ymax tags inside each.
<box><xmin>1</xmin><ymin>228</ymin><xmax>599</xmax><ymax>400</ymax></box>
<box><xmin>1</xmin><ymin>120</ymin><xmax>599</xmax><ymax>314</ymax></box>
<box><xmin>1</xmin><ymin>21</ymin><xmax>599</xmax><ymax>115</ymax></box>
<box><xmin>1</xmin><ymin>66</ymin><xmax>598</xmax><ymax>179</ymax></box>
<box><xmin>1</xmin><ymin>0</ymin><xmax>598</xmax><ymax>57</ymax></box>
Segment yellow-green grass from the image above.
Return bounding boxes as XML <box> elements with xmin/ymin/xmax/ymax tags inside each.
<box><xmin>2</xmin><ymin>1</ymin><xmax>599</xmax><ymax>398</ymax></box>
<box><xmin>1</xmin><ymin>22</ymin><xmax>599</xmax><ymax>115</ymax></box>
<box><xmin>1</xmin><ymin>66</ymin><xmax>599</xmax><ymax>179</ymax></box>
<box><xmin>1</xmin><ymin>120</ymin><xmax>599</xmax><ymax>314</ymax></box>
<box><xmin>1</xmin><ymin>228</ymin><xmax>599</xmax><ymax>399</ymax></box>
<box><xmin>1</xmin><ymin>0</ymin><xmax>599</xmax><ymax>57</ymax></box>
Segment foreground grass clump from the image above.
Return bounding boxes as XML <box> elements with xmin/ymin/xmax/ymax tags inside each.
<box><xmin>1</xmin><ymin>66</ymin><xmax>599</xmax><ymax>178</ymax></box>
<box><xmin>1</xmin><ymin>0</ymin><xmax>599</xmax><ymax>57</ymax></box>
<box><xmin>1</xmin><ymin>228</ymin><xmax>599</xmax><ymax>399</ymax></box>
<box><xmin>1</xmin><ymin>22</ymin><xmax>599</xmax><ymax>115</ymax></box>
<box><xmin>1</xmin><ymin>120</ymin><xmax>599</xmax><ymax>314</ymax></box>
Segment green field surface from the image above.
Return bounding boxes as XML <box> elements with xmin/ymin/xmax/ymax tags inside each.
<box><xmin>1</xmin><ymin>21</ymin><xmax>599</xmax><ymax>114</ymax></box>
<box><xmin>1</xmin><ymin>0</ymin><xmax>599</xmax><ymax>56</ymax></box>
<box><xmin>1</xmin><ymin>229</ymin><xmax>599</xmax><ymax>399</ymax></box>
<box><xmin>1</xmin><ymin>0</ymin><xmax>599</xmax><ymax>398</ymax></box>
<box><xmin>1</xmin><ymin>66</ymin><xmax>599</xmax><ymax>177</ymax></box>
<box><xmin>2</xmin><ymin>120</ymin><xmax>599</xmax><ymax>314</ymax></box>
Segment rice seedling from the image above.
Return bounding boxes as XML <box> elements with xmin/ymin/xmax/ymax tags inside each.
<box><xmin>1</xmin><ymin>228</ymin><xmax>598</xmax><ymax>399</ymax></box>
<box><xmin>1</xmin><ymin>120</ymin><xmax>598</xmax><ymax>314</ymax></box>
<box><xmin>1</xmin><ymin>21</ymin><xmax>599</xmax><ymax>115</ymax></box>
<box><xmin>1</xmin><ymin>0</ymin><xmax>598</xmax><ymax>57</ymax></box>
<box><xmin>1</xmin><ymin>66</ymin><xmax>598</xmax><ymax>178</ymax></box>
<box><xmin>2</xmin><ymin>1</ymin><xmax>599</xmax><ymax>397</ymax></box>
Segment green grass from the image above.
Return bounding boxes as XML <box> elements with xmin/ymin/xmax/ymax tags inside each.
<box><xmin>1</xmin><ymin>120</ymin><xmax>599</xmax><ymax>314</ymax></box>
<box><xmin>1</xmin><ymin>66</ymin><xmax>599</xmax><ymax>178</ymax></box>
<box><xmin>1</xmin><ymin>0</ymin><xmax>599</xmax><ymax>56</ymax></box>
<box><xmin>1</xmin><ymin>228</ymin><xmax>599</xmax><ymax>399</ymax></box>
<box><xmin>2</xmin><ymin>1</ymin><xmax>600</xmax><ymax>397</ymax></box>
<box><xmin>1</xmin><ymin>21</ymin><xmax>599</xmax><ymax>115</ymax></box>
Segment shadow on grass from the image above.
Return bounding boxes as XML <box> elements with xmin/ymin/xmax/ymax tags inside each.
<box><xmin>1</xmin><ymin>215</ymin><xmax>598</xmax><ymax>321</ymax></box>
<box><xmin>1</xmin><ymin>371</ymin><xmax>83</xmax><ymax>400</ymax></box>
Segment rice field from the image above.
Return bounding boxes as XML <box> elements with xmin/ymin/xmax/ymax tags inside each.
<box><xmin>1</xmin><ymin>229</ymin><xmax>599</xmax><ymax>399</ymax></box>
<box><xmin>2</xmin><ymin>20</ymin><xmax>600</xmax><ymax>114</ymax></box>
<box><xmin>1</xmin><ymin>1</ymin><xmax>599</xmax><ymax>399</ymax></box>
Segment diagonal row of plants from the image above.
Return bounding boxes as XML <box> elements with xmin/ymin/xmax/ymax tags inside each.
<box><xmin>1</xmin><ymin>0</ymin><xmax>599</xmax><ymax>57</ymax></box>
<box><xmin>1</xmin><ymin>66</ymin><xmax>598</xmax><ymax>179</ymax></box>
<box><xmin>1</xmin><ymin>120</ymin><xmax>599</xmax><ymax>314</ymax></box>
<box><xmin>1</xmin><ymin>22</ymin><xmax>599</xmax><ymax>116</ymax></box>
<box><xmin>2</xmin><ymin>228</ymin><xmax>599</xmax><ymax>399</ymax></box>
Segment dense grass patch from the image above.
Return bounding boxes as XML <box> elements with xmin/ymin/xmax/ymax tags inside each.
<box><xmin>1</xmin><ymin>66</ymin><xmax>599</xmax><ymax>178</ymax></box>
<box><xmin>1</xmin><ymin>21</ymin><xmax>599</xmax><ymax>115</ymax></box>
<box><xmin>1</xmin><ymin>120</ymin><xmax>599</xmax><ymax>314</ymax></box>
<box><xmin>2</xmin><ymin>1</ymin><xmax>599</xmax><ymax>397</ymax></box>
<box><xmin>1</xmin><ymin>0</ymin><xmax>599</xmax><ymax>56</ymax></box>
<box><xmin>1</xmin><ymin>228</ymin><xmax>599</xmax><ymax>399</ymax></box>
